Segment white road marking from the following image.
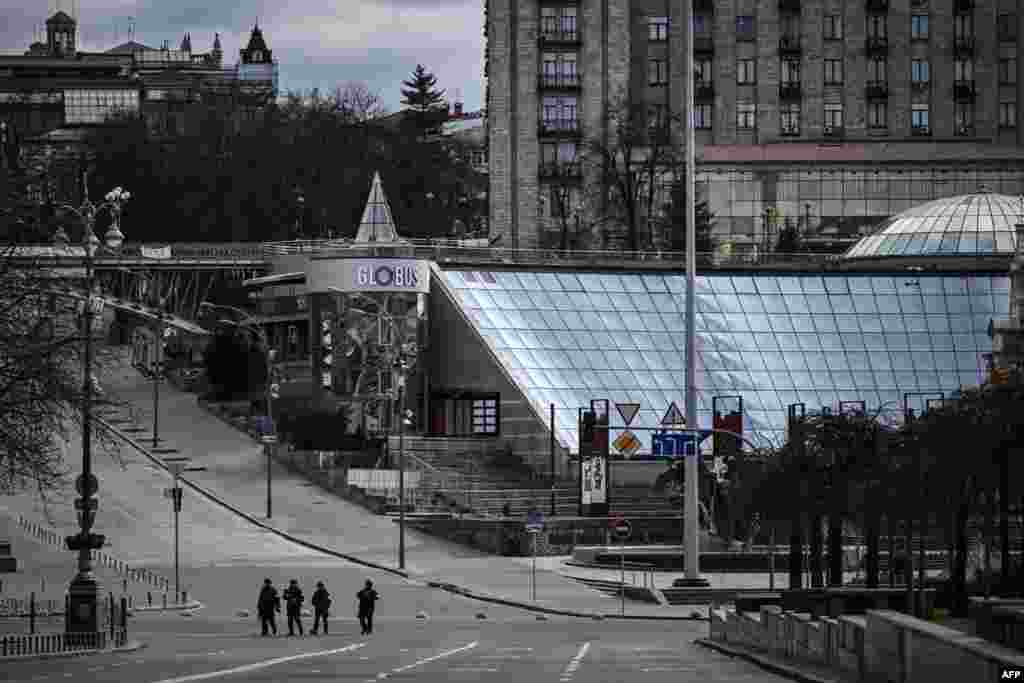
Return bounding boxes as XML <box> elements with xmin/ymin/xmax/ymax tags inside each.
<box><xmin>495</xmin><ymin>647</ymin><xmax>533</xmax><ymax>652</ymax></box>
<box><xmin>641</xmin><ymin>668</ymin><xmax>690</xmax><ymax>673</ymax></box>
<box><xmin>450</xmin><ymin>667</ymin><xmax>499</xmax><ymax>673</ymax></box>
<box><xmin>147</xmin><ymin>642</ymin><xmax>365</xmax><ymax>683</ymax></box>
<box><xmin>374</xmin><ymin>641</ymin><xmax>479</xmax><ymax>679</ymax></box>
<box><xmin>559</xmin><ymin>642</ymin><xmax>591</xmax><ymax>683</ymax></box>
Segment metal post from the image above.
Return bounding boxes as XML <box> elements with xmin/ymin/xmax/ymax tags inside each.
<box><xmin>152</xmin><ymin>320</ymin><xmax>162</xmax><ymax>449</ymax></box>
<box><xmin>769</xmin><ymin>525</ymin><xmax>776</xmax><ymax>591</ymax></box>
<box><xmin>682</xmin><ymin>0</ymin><xmax>704</xmax><ymax>588</ymax></box>
<box><xmin>173</xmin><ymin>476</ymin><xmax>180</xmax><ymax>604</ymax></box>
<box><xmin>399</xmin><ymin>370</ymin><xmax>406</xmax><ymax>571</ymax></box>
<box><xmin>265</xmin><ymin>345</ymin><xmax>273</xmax><ymax>520</ymax></box>
<box><xmin>620</xmin><ymin>535</ymin><xmax>626</xmax><ymax>617</ymax></box>
<box><xmin>550</xmin><ymin>403</ymin><xmax>556</xmax><ymax>517</ymax></box>
<box><xmin>531</xmin><ymin>533</ymin><xmax>537</xmax><ymax>602</ymax></box>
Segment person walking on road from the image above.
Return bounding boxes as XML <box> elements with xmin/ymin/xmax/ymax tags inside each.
<box><xmin>283</xmin><ymin>579</ymin><xmax>305</xmax><ymax>636</ymax></box>
<box><xmin>257</xmin><ymin>578</ymin><xmax>280</xmax><ymax>636</ymax></box>
<box><xmin>356</xmin><ymin>579</ymin><xmax>379</xmax><ymax>635</ymax></box>
<box><xmin>311</xmin><ymin>581</ymin><xmax>331</xmax><ymax>635</ymax></box>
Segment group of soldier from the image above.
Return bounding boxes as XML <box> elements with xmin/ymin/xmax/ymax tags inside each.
<box><xmin>257</xmin><ymin>578</ymin><xmax>380</xmax><ymax>637</ymax></box>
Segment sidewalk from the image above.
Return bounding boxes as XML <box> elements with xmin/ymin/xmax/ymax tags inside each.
<box><xmin>101</xmin><ymin>358</ymin><xmax>711</xmax><ymax>618</ymax></box>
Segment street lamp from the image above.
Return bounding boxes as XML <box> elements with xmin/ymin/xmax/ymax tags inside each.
<box><xmin>53</xmin><ymin>175</ymin><xmax>130</xmax><ymax>634</ymax></box>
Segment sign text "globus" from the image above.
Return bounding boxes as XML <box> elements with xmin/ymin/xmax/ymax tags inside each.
<box><xmin>355</xmin><ymin>264</ymin><xmax>420</xmax><ymax>289</ymax></box>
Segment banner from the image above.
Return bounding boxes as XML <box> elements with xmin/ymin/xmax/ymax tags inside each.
<box><xmin>141</xmin><ymin>245</ymin><xmax>172</xmax><ymax>260</ymax></box>
<box><xmin>307</xmin><ymin>258</ymin><xmax>430</xmax><ymax>294</ymax></box>
<box><xmin>580</xmin><ymin>456</ymin><xmax>607</xmax><ymax>506</ymax></box>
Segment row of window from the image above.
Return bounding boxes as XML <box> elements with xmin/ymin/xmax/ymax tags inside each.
<box><xmin>647</xmin><ymin>57</ymin><xmax>1016</xmax><ymax>87</ymax></box>
<box><xmin>645</xmin><ymin>12</ymin><xmax>1014</xmax><ymax>43</ymax></box>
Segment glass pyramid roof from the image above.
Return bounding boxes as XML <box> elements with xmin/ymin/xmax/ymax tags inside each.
<box><xmin>353</xmin><ymin>171</ymin><xmax>403</xmax><ymax>244</ymax></box>
<box><xmin>845</xmin><ymin>191</ymin><xmax>1024</xmax><ymax>259</ymax></box>
<box><xmin>442</xmin><ymin>269</ymin><xmax>1009</xmax><ymax>455</ymax></box>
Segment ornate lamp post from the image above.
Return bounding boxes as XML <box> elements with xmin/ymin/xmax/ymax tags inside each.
<box><xmin>53</xmin><ymin>176</ymin><xmax>129</xmax><ymax>634</ymax></box>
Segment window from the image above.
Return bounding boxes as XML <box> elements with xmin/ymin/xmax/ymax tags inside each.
<box><xmin>649</xmin><ymin>58</ymin><xmax>668</xmax><ymax>86</ymax></box>
<box><xmin>542</xmin><ymin>52</ymin><xmax>577</xmax><ymax>84</ymax></box>
<box><xmin>692</xmin><ymin>15</ymin><xmax>709</xmax><ymax>35</ymax></box>
<box><xmin>954</xmin><ymin>105</ymin><xmax>974</xmax><ymax>134</ymax></box>
<box><xmin>780</xmin><ymin>104</ymin><xmax>801</xmax><ymax>135</ymax></box>
<box><xmin>648</xmin><ymin>103</ymin><xmax>667</xmax><ymax>129</ymax></box>
<box><xmin>824</xmin><ymin>14</ymin><xmax>843</xmax><ymax>40</ymax></box>
<box><xmin>649</xmin><ymin>16</ymin><xmax>668</xmax><ymax>41</ymax></box>
<box><xmin>63</xmin><ymin>89</ymin><xmax>139</xmax><ymax>124</ymax></box>
<box><xmin>251</xmin><ymin>50</ymin><xmax>262</xmax><ymax>62</ymax></box>
<box><xmin>541</xmin><ymin>7</ymin><xmax>577</xmax><ymax>40</ymax></box>
<box><xmin>954</xmin><ymin>14</ymin><xmax>972</xmax><ymax>41</ymax></box>
<box><xmin>781</xmin><ymin>59</ymin><xmax>800</xmax><ymax>84</ymax></box>
<box><xmin>868</xmin><ymin>102</ymin><xmax>888</xmax><ymax>128</ymax></box>
<box><xmin>911</xmin><ymin>15</ymin><xmax>929</xmax><ymax>40</ymax></box>
<box><xmin>737</xmin><ymin>103</ymin><xmax>756</xmax><ymax>130</ymax></box>
<box><xmin>954</xmin><ymin>59</ymin><xmax>974</xmax><ymax>82</ymax></box>
<box><xmin>1000</xmin><ymin>58</ymin><xmax>1017</xmax><ymax>85</ymax></box>
<box><xmin>736</xmin><ymin>16</ymin><xmax>756</xmax><ymax>40</ymax></box>
<box><xmin>911</xmin><ymin>59</ymin><xmax>930</xmax><ymax>84</ymax></box>
<box><xmin>694</xmin><ymin>103</ymin><xmax>713</xmax><ymax>129</ymax></box>
<box><xmin>472</xmin><ymin>398</ymin><xmax>498</xmax><ymax>435</ymax></box>
<box><xmin>1000</xmin><ymin>102</ymin><xmax>1017</xmax><ymax>128</ymax></box>
<box><xmin>868</xmin><ymin>58</ymin><xmax>887</xmax><ymax>83</ymax></box>
<box><xmin>542</xmin><ymin>141</ymin><xmax>578</xmax><ymax>166</ymax></box>
<box><xmin>911</xmin><ymin>104</ymin><xmax>930</xmax><ymax>131</ymax></box>
<box><xmin>998</xmin><ymin>13</ymin><xmax>1018</xmax><ymax>42</ymax></box>
<box><xmin>824</xmin><ymin>103</ymin><xmax>844</xmax><ymax>129</ymax></box>
<box><xmin>695</xmin><ymin>59</ymin><xmax>713</xmax><ymax>83</ymax></box>
<box><xmin>737</xmin><ymin>59</ymin><xmax>756</xmax><ymax>85</ymax></box>
<box><xmin>824</xmin><ymin>59</ymin><xmax>843</xmax><ymax>85</ymax></box>
<box><xmin>867</xmin><ymin>15</ymin><xmax>887</xmax><ymax>40</ymax></box>
<box><xmin>542</xmin><ymin>96</ymin><xmax>578</xmax><ymax>130</ymax></box>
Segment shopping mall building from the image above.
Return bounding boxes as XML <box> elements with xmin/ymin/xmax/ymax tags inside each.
<box><xmin>244</xmin><ymin>174</ymin><xmax>1019</xmax><ymax>482</ymax></box>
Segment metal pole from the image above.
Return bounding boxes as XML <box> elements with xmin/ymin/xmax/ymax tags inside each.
<box><xmin>152</xmin><ymin>320</ymin><xmax>162</xmax><ymax>449</ymax></box>
<box><xmin>769</xmin><ymin>525</ymin><xmax>776</xmax><ymax>591</ymax></box>
<box><xmin>682</xmin><ymin>0</ymin><xmax>703</xmax><ymax>587</ymax></box>
<box><xmin>399</xmin><ymin>369</ymin><xmax>406</xmax><ymax>571</ymax></box>
<box><xmin>620</xmin><ymin>535</ymin><xmax>626</xmax><ymax>616</ymax></box>
<box><xmin>265</xmin><ymin>344</ymin><xmax>273</xmax><ymax>520</ymax></box>
<box><xmin>173</xmin><ymin>476</ymin><xmax>180</xmax><ymax>604</ymax></box>
<box><xmin>531</xmin><ymin>533</ymin><xmax>537</xmax><ymax>602</ymax></box>
<box><xmin>550</xmin><ymin>403</ymin><xmax>556</xmax><ymax>517</ymax></box>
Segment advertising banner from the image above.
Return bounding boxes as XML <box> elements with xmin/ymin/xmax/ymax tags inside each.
<box><xmin>306</xmin><ymin>258</ymin><xmax>430</xmax><ymax>294</ymax></box>
<box><xmin>581</xmin><ymin>456</ymin><xmax>607</xmax><ymax>506</ymax></box>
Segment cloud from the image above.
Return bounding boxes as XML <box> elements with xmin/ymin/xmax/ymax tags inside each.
<box><xmin>0</xmin><ymin>0</ymin><xmax>485</xmax><ymax>111</ymax></box>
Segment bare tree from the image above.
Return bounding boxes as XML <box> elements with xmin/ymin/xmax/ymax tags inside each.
<box><xmin>583</xmin><ymin>93</ymin><xmax>684</xmax><ymax>252</ymax></box>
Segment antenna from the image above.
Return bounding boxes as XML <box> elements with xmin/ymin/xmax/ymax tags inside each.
<box><xmin>128</xmin><ymin>16</ymin><xmax>135</xmax><ymax>42</ymax></box>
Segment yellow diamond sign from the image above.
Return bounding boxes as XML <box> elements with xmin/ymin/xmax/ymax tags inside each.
<box><xmin>612</xmin><ymin>430</ymin><xmax>641</xmax><ymax>457</ymax></box>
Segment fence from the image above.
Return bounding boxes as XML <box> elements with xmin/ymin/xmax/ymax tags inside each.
<box><xmin>15</xmin><ymin>515</ymin><xmax>171</xmax><ymax>593</ymax></box>
<box><xmin>0</xmin><ymin>629</ymin><xmax>128</xmax><ymax>657</ymax></box>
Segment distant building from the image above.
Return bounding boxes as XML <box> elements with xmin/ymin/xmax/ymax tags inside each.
<box><xmin>0</xmin><ymin>10</ymin><xmax>278</xmax><ymax>204</ymax></box>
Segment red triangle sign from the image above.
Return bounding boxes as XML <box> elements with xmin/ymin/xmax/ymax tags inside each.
<box><xmin>615</xmin><ymin>402</ymin><xmax>641</xmax><ymax>426</ymax></box>
<box><xmin>661</xmin><ymin>401</ymin><xmax>686</xmax><ymax>426</ymax></box>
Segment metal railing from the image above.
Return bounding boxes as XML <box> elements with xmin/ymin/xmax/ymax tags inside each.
<box><xmin>0</xmin><ymin>630</ymin><xmax>127</xmax><ymax>658</ymax></box>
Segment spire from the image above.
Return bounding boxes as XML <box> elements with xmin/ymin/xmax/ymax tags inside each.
<box><xmin>213</xmin><ymin>32</ymin><xmax>221</xmax><ymax>50</ymax></box>
<box><xmin>354</xmin><ymin>172</ymin><xmax>403</xmax><ymax>244</ymax></box>
<box><xmin>180</xmin><ymin>32</ymin><xmax>191</xmax><ymax>52</ymax></box>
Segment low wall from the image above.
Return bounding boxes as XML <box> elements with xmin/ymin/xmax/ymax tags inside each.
<box><xmin>970</xmin><ymin>598</ymin><xmax>1024</xmax><ymax>653</ymax></box>
<box><xmin>708</xmin><ymin>604</ymin><xmax>1024</xmax><ymax>683</ymax></box>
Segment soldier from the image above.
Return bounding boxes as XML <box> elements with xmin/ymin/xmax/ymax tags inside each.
<box><xmin>356</xmin><ymin>579</ymin><xmax>379</xmax><ymax>635</ymax></box>
<box><xmin>256</xmin><ymin>578</ymin><xmax>280</xmax><ymax>636</ymax></box>
<box><xmin>283</xmin><ymin>579</ymin><xmax>305</xmax><ymax>636</ymax></box>
<box><xmin>311</xmin><ymin>581</ymin><xmax>331</xmax><ymax>635</ymax></box>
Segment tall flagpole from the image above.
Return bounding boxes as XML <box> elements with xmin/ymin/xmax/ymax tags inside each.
<box><xmin>682</xmin><ymin>0</ymin><xmax>706</xmax><ymax>587</ymax></box>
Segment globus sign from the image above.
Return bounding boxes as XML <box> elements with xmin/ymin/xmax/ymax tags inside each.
<box><xmin>306</xmin><ymin>258</ymin><xmax>431</xmax><ymax>294</ymax></box>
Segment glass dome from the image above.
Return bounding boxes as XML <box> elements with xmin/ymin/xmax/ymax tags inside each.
<box><xmin>844</xmin><ymin>191</ymin><xmax>1023</xmax><ymax>259</ymax></box>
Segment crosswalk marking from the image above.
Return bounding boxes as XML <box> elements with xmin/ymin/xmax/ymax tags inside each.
<box><xmin>147</xmin><ymin>642</ymin><xmax>365</xmax><ymax>683</ymax></box>
<box><xmin>559</xmin><ymin>641</ymin><xmax>591</xmax><ymax>683</ymax></box>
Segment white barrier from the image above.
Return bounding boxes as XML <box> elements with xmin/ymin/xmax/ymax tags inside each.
<box><xmin>346</xmin><ymin>469</ymin><xmax>421</xmax><ymax>494</ymax></box>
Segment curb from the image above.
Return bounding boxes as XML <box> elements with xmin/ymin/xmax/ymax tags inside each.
<box><xmin>428</xmin><ymin>581</ymin><xmax>710</xmax><ymax>621</ymax></box>
<box><xmin>92</xmin><ymin>416</ymin><xmax>409</xmax><ymax>581</ymax></box>
<box><xmin>0</xmin><ymin>639</ymin><xmax>146</xmax><ymax>663</ymax></box>
<box><xmin>129</xmin><ymin>601</ymin><xmax>204</xmax><ymax>614</ymax></box>
<box><xmin>694</xmin><ymin>638</ymin><xmax>841</xmax><ymax>683</ymax></box>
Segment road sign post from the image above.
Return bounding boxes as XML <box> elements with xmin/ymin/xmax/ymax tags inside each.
<box><xmin>526</xmin><ymin>510</ymin><xmax>544</xmax><ymax>602</ymax></box>
<box><xmin>610</xmin><ymin>515</ymin><xmax>631</xmax><ymax>616</ymax></box>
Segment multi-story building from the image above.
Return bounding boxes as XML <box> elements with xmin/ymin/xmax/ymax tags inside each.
<box><xmin>0</xmin><ymin>10</ymin><xmax>278</xmax><ymax>204</ymax></box>
<box><xmin>487</xmin><ymin>0</ymin><xmax>1024</xmax><ymax>252</ymax></box>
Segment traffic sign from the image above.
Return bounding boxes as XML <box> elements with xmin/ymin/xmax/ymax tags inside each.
<box><xmin>615</xmin><ymin>402</ymin><xmax>641</xmax><ymax>426</ymax></box>
<box><xmin>612</xmin><ymin>430</ymin><xmax>641</xmax><ymax>457</ymax></box>
<box><xmin>75</xmin><ymin>473</ymin><xmax>98</xmax><ymax>497</ymax></box>
<box><xmin>652</xmin><ymin>431</ymin><xmax>713</xmax><ymax>458</ymax></box>
<box><xmin>661</xmin><ymin>402</ymin><xmax>686</xmax><ymax>427</ymax></box>
<box><xmin>526</xmin><ymin>510</ymin><xmax>544</xmax><ymax>532</ymax></box>
<box><xmin>612</xmin><ymin>518</ymin><xmax>631</xmax><ymax>540</ymax></box>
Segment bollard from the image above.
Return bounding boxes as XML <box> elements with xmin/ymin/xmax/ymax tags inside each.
<box><xmin>147</xmin><ymin>591</ymin><xmax>152</xmax><ymax>607</ymax></box>
<box><xmin>122</xmin><ymin>579</ymin><xmax>127</xmax><ymax>594</ymax></box>
<box><xmin>163</xmin><ymin>593</ymin><xmax>167</xmax><ymax>609</ymax></box>
<box><xmin>181</xmin><ymin>590</ymin><xmax>187</xmax><ymax>605</ymax></box>
<box><xmin>29</xmin><ymin>592</ymin><xmax>35</xmax><ymax>635</ymax></box>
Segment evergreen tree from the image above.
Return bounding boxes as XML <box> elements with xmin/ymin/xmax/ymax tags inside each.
<box><xmin>400</xmin><ymin>64</ymin><xmax>446</xmax><ymax>112</ymax></box>
<box><xmin>662</xmin><ymin>179</ymin><xmax>715</xmax><ymax>253</ymax></box>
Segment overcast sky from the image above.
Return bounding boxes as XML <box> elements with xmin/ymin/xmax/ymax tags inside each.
<box><xmin>1</xmin><ymin>0</ymin><xmax>485</xmax><ymax>112</ymax></box>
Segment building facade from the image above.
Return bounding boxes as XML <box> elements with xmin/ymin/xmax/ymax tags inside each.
<box><xmin>487</xmin><ymin>0</ymin><xmax>1024</xmax><ymax>251</ymax></box>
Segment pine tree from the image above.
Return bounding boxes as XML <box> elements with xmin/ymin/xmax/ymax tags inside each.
<box><xmin>400</xmin><ymin>64</ymin><xmax>446</xmax><ymax>112</ymax></box>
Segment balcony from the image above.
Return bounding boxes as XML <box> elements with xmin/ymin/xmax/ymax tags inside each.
<box><xmin>778</xmin><ymin>0</ymin><xmax>801</xmax><ymax>12</ymax></box>
<box><xmin>695</xmin><ymin>81</ymin><xmax>715</xmax><ymax>100</ymax></box>
<box><xmin>911</xmin><ymin>80</ymin><xmax>930</xmax><ymax>93</ymax></box>
<box><xmin>539</xmin><ymin>72</ymin><xmax>581</xmax><ymax>90</ymax></box>
<box><xmin>865</xmin><ymin>0</ymin><xmax>888</xmax><ymax>12</ymax></box>
<box><xmin>865</xmin><ymin>81</ymin><xmax>889</xmax><ymax>98</ymax></box>
<box><xmin>954</xmin><ymin>124</ymin><xmax>975</xmax><ymax>137</ymax></box>
<box><xmin>778</xmin><ymin>83</ymin><xmax>802</xmax><ymax>100</ymax></box>
<box><xmin>778</xmin><ymin>36</ymin><xmax>802</xmax><ymax>55</ymax></box>
<box><xmin>693</xmin><ymin>0</ymin><xmax>714</xmax><ymax>12</ymax></box>
<box><xmin>694</xmin><ymin>35</ymin><xmax>714</xmax><ymax>53</ymax></box>
<box><xmin>823</xmin><ymin>125</ymin><xmax>844</xmax><ymax>138</ymax></box>
<box><xmin>539</xmin><ymin>118</ymin><xmax>580</xmax><ymax>137</ymax></box>
<box><xmin>954</xmin><ymin>0</ymin><xmax>974</xmax><ymax>13</ymax></box>
<box><xmin>911</xmin><ymin>125</ymin><xmax>931</xmax><ymax>137</ymax></box>
<box><xmin>953</xmin><ymin>80</ymin><xmax>976</xmax><ymax>101</ymax></box>
<box><xmin>865</xmin><ymin>37</ymin><xmax>889</xmax><ymax>55</ymax></box>
<box><xmin>953</xmin><ymin>37</ymin><xmax>975</xmax><ymax>55</ymax></box>
<box><xmin>539</xmin><ymin>31</ymin><xmax>581</xmax><ymax>46</ymax></box>
<box><xmin>539</xmin><ymin>161</ymin><xmax>582</xmax><ymax>179</ymax></box>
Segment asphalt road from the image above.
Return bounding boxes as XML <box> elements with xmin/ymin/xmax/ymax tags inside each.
<box><xmin>3</xmin><ymin>611</ymin><xmax>784</xmax><ymax>683</ymax></box>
